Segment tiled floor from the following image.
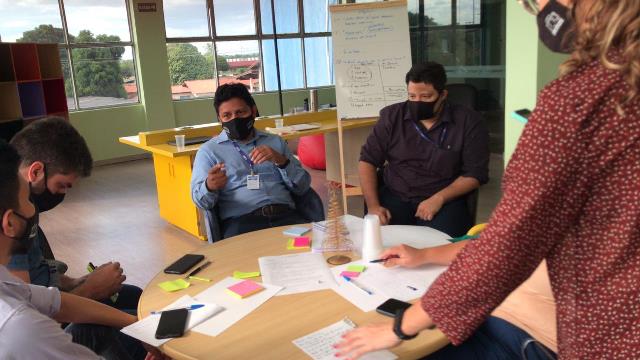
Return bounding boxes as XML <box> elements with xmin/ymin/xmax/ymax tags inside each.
<box><xmin>40</xmin><ymin>154</ymin><xmax>503</xmax><ymax>289</ymax></box>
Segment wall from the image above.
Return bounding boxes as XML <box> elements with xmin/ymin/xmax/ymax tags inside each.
<box><xmin>503</xmin><ymin>1</ymin><xmax>567</xmax><ymax>164</ymax></box>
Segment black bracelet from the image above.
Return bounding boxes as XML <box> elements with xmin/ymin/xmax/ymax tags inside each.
<box><xmin>393</xmin><ymin>308</ymin><xmax>418</xmax><ymax>340</ymax></box>
<box><xmin>277</xmin><ymin>158</ymin><xmax>290</xmax><ymax>169</ymax></box>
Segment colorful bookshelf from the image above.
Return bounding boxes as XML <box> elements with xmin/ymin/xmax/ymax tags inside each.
<box><xmin>0</xmin><ymin>43</ymin><xmax>69</xmax><ymax>141</ymax></box>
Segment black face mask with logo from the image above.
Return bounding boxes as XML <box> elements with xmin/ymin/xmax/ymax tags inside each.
<box><xmin>30</xmin><ymin>166</ymin><xmax>65</xmax><ymax>213</ymax></box>
<box><xmin>5</xmin><ymin>210</ymin><xmax>39</xmax><ymax>255</ymax></box>
<box><xmin>537</xmin><ymin>0</ymin><xmax>575</xmax><ymax>53</ymax></box>
<box><xmin>222</xmin><ymin>115</ymin><xmax>255</xmax><ymax>141</ymax></box>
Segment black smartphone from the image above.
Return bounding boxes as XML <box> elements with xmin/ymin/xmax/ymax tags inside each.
<box><xmin>376</xmin><ymin>298</ymin><xmax>412</xmax><ymax>317</ymax></box>
<box><xmin>155</xmin><ymin>308</ymin><xmax>189</xmax><ymax>339</ymax></box>
<box><xmin>163</xmin><ymin>254</ymin><xmax>205</xmax><ymax>275</ymax></box>
<box><xmin>512</xmin><ymin>108</ymin><xmax>532</xmax><ymax>123</ymax></box>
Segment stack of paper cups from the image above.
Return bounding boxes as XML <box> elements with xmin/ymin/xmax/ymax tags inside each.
<box><xmin>361</xmin><ymin>214</ymin><xmax>384</xmax><ymax>262</ymax></box>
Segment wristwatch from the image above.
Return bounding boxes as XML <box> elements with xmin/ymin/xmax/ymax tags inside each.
<box><xmin>276</xmin><ymin>158</ymin><xmax>290</xmax><ymax>169</ymax></box>
<box><xmin>393</xmin><ymin>308</ymin><xmax>418</xmax><ymax>340</ymax></box>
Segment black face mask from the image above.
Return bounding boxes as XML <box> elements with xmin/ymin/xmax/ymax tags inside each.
<box><xmin>222</xmin><ymin>115</ymin><xmax>255</xmax><ymax>141</ymax></box>
<box><xmin>537</xmin><ymin>0</ymin><xmax>575</xmax><ymax>53</ymax></box>
<box><xmin>30</xmin><ymin>166</ymin><xmax>65</xmax><ymax>212</ymax></box>
<box><xmin>5</xmin><ymin>210</ymin><xmax>39</xmax><ymax>255</ymax></box>
<box><xmin>408</xmin><ymin>97</ymin><xmax>439</xmax><ymax>121</ymax></box>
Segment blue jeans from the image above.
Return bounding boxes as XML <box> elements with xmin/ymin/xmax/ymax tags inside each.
<box><xmin>378</xmin><ymin>186</ymin><xmax>472</xmax><ymax>238</ymax></box>
<box><xmin>425</xmin><ymin>316</ymin><xmax>557</xmax><ymax>360</ymax></box>
<box><xmin>65</xmin><ymin>324</ymin><xmax>147</xmax><ymax>360</ymax></box>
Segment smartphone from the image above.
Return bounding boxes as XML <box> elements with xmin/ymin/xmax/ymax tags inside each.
<box><xmin>512</xmin><ymin>108</ymin><xmax>532</xmax><ymax>123</ymax></box>
<box><xmin>155</xmin><ymin>308</ymin><xmax>189</xmax><ymax>339</ymax></box>
<box><xmin>376</xmin><ymin>298</ymin><xmax>412</xmax><ymax>317</ymax></box>
<box><xmin>163</xmin><ymin>254</ymin><xmax>205</xmax><ymax>275</ymax></box>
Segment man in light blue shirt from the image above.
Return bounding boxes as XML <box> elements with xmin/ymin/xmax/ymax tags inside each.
<box><xmin>191</xmin><ymin>83</ymin><xmax>311</xmax><ymax>238</ymax></box>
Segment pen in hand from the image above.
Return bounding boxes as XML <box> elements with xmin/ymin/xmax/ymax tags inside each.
<box><xmin>369</xmin><ymin>255</ymin><xmax>400</xmax><ymax>263</ymax></box>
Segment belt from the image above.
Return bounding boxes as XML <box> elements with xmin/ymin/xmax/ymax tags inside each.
<box><xmin>250</xmin><ymin>204</ymin><xmax>291</xmax><ymax>217</ymax></box>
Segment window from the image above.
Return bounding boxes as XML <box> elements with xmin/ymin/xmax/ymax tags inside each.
<box><xmin>165</xmin><ymin>0</ymin><xmax>337</xmax><ymax>100</ymax></box>
<box><xmin>409</xmin><ymin>0</ymin><xmax>485</xmax><ymax>66</ymax></box>
<box><xmin>0</xmin><ymin>0</ymin><xmax>139</xmax><ymax>110</ymax></box>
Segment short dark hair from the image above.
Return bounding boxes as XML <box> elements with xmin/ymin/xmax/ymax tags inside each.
<box><xmin>405</xmin><ymin>62</ymin><xmax>447</xmax><ymax>93</ymax></box>
<box><xmin>0</xmin><ymin>140</ymin><xmax>21</xmax><ymax>213</ymax></box>
<box><xmin>213</xmin><ymin>83</ymin><xmax>257</xmax><ymax>114</ymax></box>
<box><xmin>10</xmin><ymin>117</ymin><xmax>93</xmax><ymax>177</ymax></box>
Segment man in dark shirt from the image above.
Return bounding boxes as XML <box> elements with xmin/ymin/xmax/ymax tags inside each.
<box><xmin>359</xmin><ymin>62</ymin><xmax>489</xmax><ymax>237</ymax></box>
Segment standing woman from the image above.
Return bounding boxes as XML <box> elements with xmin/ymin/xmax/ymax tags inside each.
<box><xmin>336</xmin><ymin>0</ymin><xmax>640</xmax><ymax>359</ymax></box>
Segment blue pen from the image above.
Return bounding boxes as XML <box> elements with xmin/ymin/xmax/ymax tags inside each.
<box><xmin>151</xmin><ymin>304</ymin><xmax>204</xmax><ymax>315</ymax></box>
<box><xmin>342</xmin><ymin>276</ymin><xmax>374</xmax><ymax>295</ymax></box>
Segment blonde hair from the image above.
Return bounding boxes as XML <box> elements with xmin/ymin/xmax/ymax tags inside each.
<box><xmin>559</xmin><ymin>0</ymin><xmax>640</xmax><ymax>104</ymax></box>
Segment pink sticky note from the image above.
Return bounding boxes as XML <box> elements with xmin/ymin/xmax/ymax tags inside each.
<box><xmin>340</xmin><ymin>271</ymin><xmax>361</xmax><ymax>278</ymax></box>
<box><xmin>293</xmin><ymin>237</ymin><xmax>311</xmax><ymax>248</ymax></box>
<box><xmin>226</xmin><ymin>280</ymin><xmax>264</xmax><ymax>299</ymax></box>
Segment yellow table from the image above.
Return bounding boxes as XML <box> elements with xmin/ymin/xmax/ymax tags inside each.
<box><xmin>138</xmin><ymin>224</ymin><xmax>450</xmax><ymax>359</ymax></box>
<box><xmin>119</xmin><ymin>110</ymin><xmax>377</xmax><ymax>240</ymax></box>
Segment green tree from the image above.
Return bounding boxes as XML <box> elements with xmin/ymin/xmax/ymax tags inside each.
<box><xmin>121</xmin><ymin>59</ymin><xmax>135</xmax><ymax>79</ymax></box>
<box><xmin>72</xmin><ymin>30</ymin><xmax>126</xmax><ymax>99</ymax></box>
<box><xmin>18</xmin><ymin>24</ymin><xmax>74</xmax><ymax>43</ymax></box>
<box><xmin>167</xmin><ymin>43</ymin><xmax>212</xmax><ymax>85</ymax></box>
<box><xmin>203</xmin><ymin>44</ymin><xmax>229</xmax><ymax>73</ymax></box>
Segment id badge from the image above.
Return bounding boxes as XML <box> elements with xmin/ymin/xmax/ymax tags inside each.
<box><xmin>247</xmin><ymin>174</ymin><xmax>260</xmax><ymax>190</ymax></box>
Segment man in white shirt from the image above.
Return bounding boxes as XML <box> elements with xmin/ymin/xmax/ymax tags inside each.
<box><xmin>0</xmin><ymin>141</ymin><xmax>165</xmax><ymax>359</ymax></box>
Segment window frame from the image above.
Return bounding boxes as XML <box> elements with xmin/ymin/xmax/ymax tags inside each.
<box><xmin>56</xmin><ymin>0</ymin><xmax>140</xmax><ymax>111</ymax></box>
<box><xmin>165</xmin><ymin>0</ymin><xmax>335</xmax><ymax>100</ymax></box>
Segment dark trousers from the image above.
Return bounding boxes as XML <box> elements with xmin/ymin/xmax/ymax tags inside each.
<box><xmin>424</xmin><ymin>316</ymin><xmax>557</xmax><ymax>360</ymax></box>
<box><xmin>378</xmin><ymin>186</ymin><xmax>472</xmax><ymax>238</ymax></box>
<box><xmin>65</xmin><ymin>324</ymin><xmax>147</xmax><ymax>360</ymax></box>
<box><xmin>100</xmin><ymin>283</ymin><xmax>143</xmax><ymax>314</ymax></box>
<box><xmin>221</xmin><ymin>208</ymin><xmax>307</xmax><ymax>239</ymax></box>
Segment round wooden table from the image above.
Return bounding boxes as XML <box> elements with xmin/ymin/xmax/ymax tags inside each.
<box><xmin>139</xmin><ymin>224</ymin><xmax>451</xmax><ymax>359</ymax></box>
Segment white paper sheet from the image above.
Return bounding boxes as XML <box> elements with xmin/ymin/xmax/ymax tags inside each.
<box><xmin>330</xmin><ymin>261</ymin><xmax>447</xmax><ymax>312</ymax></box>
<box><xmin>259</xmin><ymin>252</ymin><xmax>337</xmax><ymax>296</ymax></box>
<box><xmin>192</xmin><ymin>277</ymin><xmax>283</xmax><ymax>337</ymax></box>
<box><xmin>293</xmin><ymin>318</ymin><xmax>397</xmax><ymax>360</ymax></box>
<box><xmin>120</xmin><ymin>295</ymin><xmax>222</xmax><ymax>347</ymax></box>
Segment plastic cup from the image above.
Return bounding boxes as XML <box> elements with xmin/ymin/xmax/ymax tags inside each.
<box><xmin>275</xmin><ymin>119</ymin><xmax>284</xmax><ymax>128</ymax></box>
<box><xmin>175</xmin><ymin>134</ymin><xmax>186</xmax><ymax>150</ymax></box>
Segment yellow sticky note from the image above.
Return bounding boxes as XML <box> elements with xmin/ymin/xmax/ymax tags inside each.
<box><xmin>233</xmin><ymin>271</ymin><xmax>261</xmax><ymax>279</ymax></box>
<box><xmin>347</xmin><ymin>265</ymin><xmax>366</xmax><ymax>273</ymax></box>
<box><xmin>158</xmin><ymin>279</ymin><xmax>190</xmax><ymax>292</ymax></box>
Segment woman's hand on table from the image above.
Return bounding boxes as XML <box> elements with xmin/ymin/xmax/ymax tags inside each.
<box><xmin>334</xmin><ymin>322</ymin><xmax>400</xmax><ymax>360</ymax></box>
<box><xmin>379</xmin><ymin>245</ymin><xmax>428</xmax><ymax>268</ymax></box>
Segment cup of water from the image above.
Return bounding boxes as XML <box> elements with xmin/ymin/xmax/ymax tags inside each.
<box><xmin>275</xmin><ymin>118</ymin><xmax>284</xmax><ymax>128</ymax></box>
<box><xmin>175</xmin><ymin>134</ymin><xmax>186</xmax><ymax>150</ymax></box>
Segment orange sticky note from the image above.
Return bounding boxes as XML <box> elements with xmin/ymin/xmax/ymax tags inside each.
<box><xmin>293</xmin><ymin>237</ymin><xmax>311</xmax><ymax>248</ymax></box>
<box><xmin>226</xmin><ymin>280</ymin><xmax>264</xmax><ymax>299</ymax></box>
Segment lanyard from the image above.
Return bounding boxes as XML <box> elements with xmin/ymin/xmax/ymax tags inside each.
<box><xmin>232</xmin><ymin>141</ymin><xmax>255</xmax><ymax>174</ymax></box>
<box><xmin>412</xmin><ymin>121</ymin><xmax>448</xmax><ymax>148</ymax></box>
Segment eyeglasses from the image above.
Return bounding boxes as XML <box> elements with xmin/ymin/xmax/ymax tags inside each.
<box><xmin>518</xmin><ymin>0</ymin><xmax>540</xmax><ymax>15</ymax></box>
